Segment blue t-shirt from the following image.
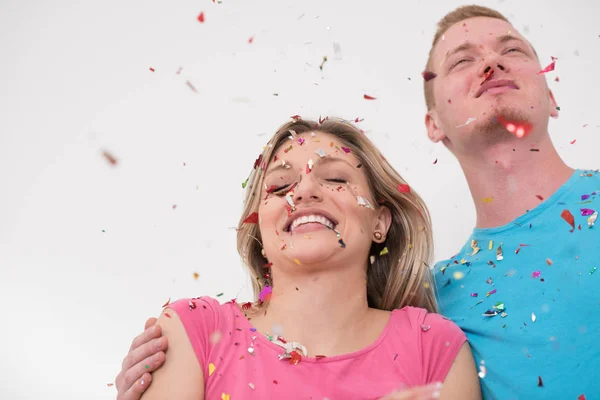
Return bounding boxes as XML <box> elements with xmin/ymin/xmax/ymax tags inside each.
<box><xmin>434</xmin><ymin>169</ymin><xmax>600</xmax><ymax>400</ymax></box>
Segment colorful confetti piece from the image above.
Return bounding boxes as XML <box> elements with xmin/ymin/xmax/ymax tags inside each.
<box><xmin>363</xmin><ymin>94</ymin><xmax>377</xmax><ymax>100</ymax></box>
<box><xmin>243</xmin><ymin>212</ymin><xmax>259</xmax><ymax>224</ymax></box>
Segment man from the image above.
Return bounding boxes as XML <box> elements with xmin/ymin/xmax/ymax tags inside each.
<box><xmin>423</xmin><ymin>5</ymin><xmax>598</xmax><ymax>399</ymax></box>
<box><xmin>115</xmin><ymin>5</ymin><xmax>599</xmax><ymax>400</ymax></box>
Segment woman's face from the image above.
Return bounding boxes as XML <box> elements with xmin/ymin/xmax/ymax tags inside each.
<box><xmin>257</xmin><ymin>131</ymin><xmax>388</xmax><ymax>270</ymax></box>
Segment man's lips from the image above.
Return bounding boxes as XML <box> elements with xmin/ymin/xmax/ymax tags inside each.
<box><xmin>476</xmin><ymin>79</ymin><xmax>519</xmax><ymax>98</ymax></box>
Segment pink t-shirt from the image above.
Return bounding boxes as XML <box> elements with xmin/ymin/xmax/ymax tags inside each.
<box><xmin>168</xmin><ymin>297</ymin><xmax>466</xmax><ymax>400</ymax></box>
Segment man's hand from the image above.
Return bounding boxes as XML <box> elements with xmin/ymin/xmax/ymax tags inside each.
<box><xmin>115</xmin><ymin>317</ymin><xmax>168</xmax><ymax>400</ymax></box>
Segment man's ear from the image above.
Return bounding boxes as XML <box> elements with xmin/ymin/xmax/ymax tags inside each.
<box><xmin>425</xmin><ymin>110</ymin><xmax>446</xmax><ymax>143</ymax></box>
<box><xmin>548</xmin><ymin>89</ymin><xmax>559</xmax><ymax>119</ymax></box>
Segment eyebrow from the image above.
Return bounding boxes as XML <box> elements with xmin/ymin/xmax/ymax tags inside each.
<box><xmin>265</xmin><ymin>156</ymin><xmax>355</xmax><ymax>176</ymax></box>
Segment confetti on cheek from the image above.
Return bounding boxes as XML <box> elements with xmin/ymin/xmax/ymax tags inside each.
<box><xmin>363</xmin><ymin>94</ymin><xmax>377</xmax><ymax>100</ymax></box>
<box><xmin>341</xmin><ymin>146</ymin><xmax>351</xmax><ymax>153</ymax></box>
<box><xmin>164</xmin><ymin>312</ymin><xmax>171</xmax><ymax>318</ymax></box>
<box><xmin>536</xmin><ymin>195</ymin><xmax>544</xmax><ymax>201</ymax></box>
<box><xmin>338</xmin><ymin>239</ymin><xmax>346</xmax><ymax>248</ymax></box>
<box><xmin>478</xmin><ymin>361</ymin><xmax>487</xmax><ymax>378</ymax></box>
<box><xmin>482</xmin><ymin>197</ymin><xmax>493</xmax><ymax>203</ymax></box>
<box><xmin>397</xmin><ymin>184</ymin><xmax>411</xmax><ymax>193</ymax></box>
<box><xmin>537</xmin><ymin>57</ymin><xmax>557</xmax><ymax>75</ymax></box>
<box><xmin>243</xmin><ymin>212</ymin><xmax>259</xmax><ymax>224</ymax></box>
<box><xmin>422</xmin><ymin>71</ymin><xmax>437</xmax><ymax>81</ymax></box>
<box><xmin>294</xmin><ymin>258</ymin><xmax>301</xmax><ymax>265</ymax></box>
<box><xmin>283</xmin><ymin>145</ymin><xmax>293</xmax><ymax>153</ymax></box>
<box><xmin>298</xmin><ymin>137</ymin><xmax>305</xmax><ymax>145</ymax></box>
<box><xmin>560</xmin><ymin>209</ymin><xmax>575</xmax><ymax>231</ymax></box>
<box><xmin>578</xmin><ymin>395</ymin><xmax>587</xmax><ymax>400</ymax></box>
<box><xmin>315</xmin><ymin>148</ymin><xmax>327</xmax><ymax>158</ymax></box>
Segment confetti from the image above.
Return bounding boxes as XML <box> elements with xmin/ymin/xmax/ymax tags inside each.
<box><xmin>470</xmin><ymin>239</ymin><xmax>480</xmax><ymax>255</ymax></box>
<box><xmin>210</xmin><ymin>331</ymin><xmax>223</xmax><ymax>345</ymax></box>
<box><xmin>420</xmin><ymin>324</ymin><xmax>431</xmax><ymax>332</ymax></box>
<box><xmin>379</xmin><ymin>247</ymin><xmax>389</xmax><ymax>256</ymax></box>
<box><xmin>319</xmin><ymin>56</ymin><xmax>328</xmax><ymax>71</ymax></box>
<box><xmin>581</xmin><ymin>208</ymin><xmax>595</xmax><ymax>216</ymax></box>
<box><xmin>497</xmin><ymin>115</ymin><xmax>533</xmax><ymax>138</ymax></box>
<box><xmin>341</xmin><ymin>146</ymin><xmax>351</xmax><ymax>153</ymax></box>
<box><xmin>481</xmin><ymin>67</ymin><xmax>494</xmax><ymax>85</ymax></box>
<box><xmin>493</xmin><ymin>302</ymin><xmax>505</xmax><ymax>312</ymax></box>
<box><xmin>208</xmin><ymin>363</ymin><xmax>216</xmax><ymax>376</ymax></box>
<box><xmin>457</xmin><ymin>117</ymin><xmax>477</xmax><ymax>127</ymax></box>
<box><xmin>315</xmin><ymin>148</ymin><xmax>327</xmax><ymax>158</ymax></box>
<box><xmin>162</xmin><ymin>298</ymin><xmax>171</xmax><ymax>308</ymax></box>
<box><xmin>197</xmin><ymin>12</ymin><xmax>205</xmax><ymax>23</ymax></box>
<box><xmin>453</xmin><ymin>271</ymin><xmax>465</xmax><ymax>280</ymax></box>
<box><xmin>164</xmin><ymin>312</ymin><xmax>171</xmax><ymax>318</ymax></box>
<box><xmin>588</xmin><ymin>211</ymin><xmax>598</xmax><ymax>227</ymax></box>
<box><xmin>363</xmin><ymin>94</ymin><xmax>377</xmax><ymax>100</ymax></box>
<box><xmin>248</xmin><ymin>36</ymin><xmax>254</xmax><ymax>44</ymax></box>
<box><xmin>486</xmin><ymin>289</ymin><xmax>497</xmax><ymax>297</ymax></box>
<box><xmin>397</xmin><ymin>184</ymin><xmax>411</xmax><ymax>193</ymax></box>
<box><xmin>107</xmin><ymin>383</ymin><xmax>114</xmax><ymax>387</ymax></box>
<box><xmin>149</xmin><ymin>67</ymin><xmax>155</xmax><ymax>72</ymax></box>
<box><xmin>306</xmin><ymin>159</ymin><xmax>314</xmax><ymax>173</ymax></box>
<box><xmin>478</xmin><ymin>361</ymin><xmax>487</xmax><ymax>379</ymax></box>
<box><xmin>357</xmin><ymin>196</ymin><xmax>372</xmax><ymax>208</ymax></box>
<box><xmin>470</xmin><ymin>293</ymin><xmax>478</xmax><ymax>297</ymax></box>
<box><xmin>243</xmin><ymin>212</ymin><xmax>259</xmax><ymax>224</ymax></box>
<box><xmin>259</xmin><ymin>285</ymin><xmax>272</xmax><ymax>302</ymax></box>
<box><xmin>536</xmin><ymin>195</ymin><xmax>544</xmax><ymax>201</ymax></box>
<box><xmin>338</xmin><ymin>239</ymin><xmax>346</xmax><ymax>248</ymax></box>
<box><xmin>560</xmin><ymin>209</ymin><xmax>575</xmax><ymax>231</ymax></box>
<box><xmin>537</xmin><ymin>57</ymin><xmax>557</xmax><ymax>75</ymax></box>
<box><xmin>294</xmin><ymin>258</ymin><xmax>301</xmax><ymax>265</ymax></box>
<box><xmin>422</xmin><ymin>71</ymin><xmax>437</xmax><ymax>81</ymax></box>
<box><xmin>186</xmin><ymin>81</ymin><xmax>198</xmax><ymax>92</ymax></box>
<box><xmin>189</xmin><ymin>299</ymin><xmax>197</xmax><ymax>310</ymax></box>
<box><xmin>532</xmin><ymin>270</ymin><xmax>541</xmax><ymax>278</ymax></box>
<box><xmin>570</xmin><ymin>139</ymin><xmax>577</xmax><ymax>145</ymax></box>
<box><xmin>591</xmin><ymin>267</ymin><xmax>597</xmax><ymax>275</ymax></box>
<box><xmin>216</xmin><ymin>292</ymin><xmax>224</xmax><ymax>297</ymax></box>
<box><xmin>482</xmin><ymin>197</ymin><xmax>493</xmax><ymax>203</ymax></box>
<box><xmin>532</xmin><ymin>312</ymin><xmax>536</xmax><ymax>322</ymax></box>
<box><xmin>538</xmin><ymin>376</ymin><xmax>544</xmax><ymax>387</ymax></box>
<box><xmin>221</xmin><ymin>394</ymin><xmax>230</xmax><ymax>400</ymax></box>
<box><xmin>102</xmin><ymin>151</ymin><xmax>118</xmax><ymax>166</ymax></box>
<box><xmin>497</xmin><ymin>245</ymin><xmax>504</xmax><ymax>261</ymax></box>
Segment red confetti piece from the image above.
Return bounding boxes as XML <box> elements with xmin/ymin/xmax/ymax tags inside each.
<box><xmin>248</xmin><ymin>36</ymin><xmax>254</xmax><ymax>44</ymax></box>
<box><xmin>243</xmin><ymin>212</ymin><xmax>259</xmax><ymax>224</ymax></box>
<box><xmin>536</xmin><ymin>195</ymin><xmax>544</xmax><ymax>201</ymax></box>
<box><xmin>289</xmin><ymin>350</ymin><xmax>302</xmax><ymax>365</ymax></box>
<box><xmin>560</xmin><ymin>209</ymin><xmax>575</xmax><ymax>232</ymax></box>
<box><xmin>421</xmin><ymin>71</ymin><xmax>437</xmax><ymax>81</ymax></box>
<box><xmin>273</xmin><ymin>380</ymin><xmax>278</xmax><ymax>384</ymax></box>
<box><xmin>537</xmin><ymin>58</ymin><xmax>556</xmax><ymax>75</ymax></box>
<box><xmin>164</xmin><ymin>312</ymin><xmax>172</xmax><ymax>318</ymax></box>
<box><xmin>197</xmin><ymin>12</ymin><xmax>205</xmax><ymax>23</ymax></box>
<box><xmin>107</xmin><ymin>383</ymin><xmax>114</xmax><ymax>387</ymax></box>
<box><xmin>186</xmin><ymin>81</ymin><xmax>198</xmax><ymax>92</ymax></box>
<box><xmin>102</xmin><ymin>151</ymin><xmax>118</xmax><ymax>166</ymax></box>
<box><xmin>537</xmin><ymin>376</ymin><xmax>543</xmax><ymax>387</ymax></box>
<box><xmin>306</xmin><ymin>163</ymin><xmax>311</xmax><ymax>174</ymax></box>
<box><xmin>162</xmin><ymin>298</ymin><xmax>171</xmax><ymax>308</ymax></box>
<box><xmin>497</xmin><ymin>115</ymin><xmax>533</xmax><ymax>138</ymax></box>
<box><xmin>481</xmin><ymin>68</ymin><xmax>494</xmax><ymax>85</ymax></box>
<box><xmin>433</xmin><ymin>158</ymin><xmax>438</xmax><ymax>164</ymax></box>
<box><xmin>363</xmin><ymin>94</ymin><xmax>377</xmax><ymax>100</ymax></box>
<box><xmin>398</xmin><ymin>184</ymin><xmax>411</xmax><ymax>193</ymax></box>
<box><xmin>578</xmin><ymin>395</ymin><xmax>587</xmax><ymax>400</ymax></box>
<box><xmin>149</xmin><ymin>67</ymin><xmax>155</xmax><ymax>72</ymax></box>
<box><xmin>319</xmin><ymin>115</ymin><xmax>328</xmax><ymax>124</ymax></box>
<box><xmin>241</xmin><ymin>302</ymin><xmax>252</xmax><ymax>310</ymax></box>
<box><xmin>283</xmin><ymin>145</ymin><xmax>293</xmax><ymax>153</ymax></box>
<box><xmin>264</xmin><ymin>262</ymin><xmax>272</xmax><ymax>269</ymax></box>
<box><xmin>570</xmin><ymin>139</ymin><xmax>576</xmax><ymax>144</ymax></box>
<box><xmin>189</xmin><ymin>299</ymin><xmax>197</xmax><ymax>310</ymax></box>
<box><xmin>354</xmin><ymin>117</ymin><xmax>364</xmax><ymax>122</ymax></box>
<box><xmin>290</xmin><ymin>114</ymin><xmax>301</xmax><ymax>120</ymax></box>
<box><xmin>253</xmin><ymin>154</ymin><xmax>262</xmax><ymax>170</ymax></box>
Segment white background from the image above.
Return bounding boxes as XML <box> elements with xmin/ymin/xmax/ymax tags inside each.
<box><xmin>1</xmin><ymin>0</ymin><xmax>598</xmax><ymax>398</ymax></box>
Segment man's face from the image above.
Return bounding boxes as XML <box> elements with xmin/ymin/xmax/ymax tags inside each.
<box><xmin>426</xmin><ymin>17</ymin><xmax>558</xmax><ymax>154</ymax></box>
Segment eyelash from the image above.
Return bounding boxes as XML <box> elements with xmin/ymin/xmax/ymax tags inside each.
<box><xmin>451</xmin><ymin>48</ymin><xmax>522</xmax><ymax>69</ymax></box>
<box><xmin>270</xmin><ymin>178</ymin><xmax>347</xmax><ymax>196</ymax></box>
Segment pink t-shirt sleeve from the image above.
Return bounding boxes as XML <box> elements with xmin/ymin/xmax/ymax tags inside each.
<box><xmin>167</xmin><ymin>296</ymin><xmax>221</xmax><ymax>378</ymax></box>
<box><xmin>419</xmin><ymin>310</ymin><xmax>467</xmax><ymax>383</ymax></box>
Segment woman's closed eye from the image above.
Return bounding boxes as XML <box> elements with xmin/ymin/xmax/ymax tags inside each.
<box><xmin>326</xmin><ymin>178</ymin><xmax>347</xmax><ymax>184</ymax></box>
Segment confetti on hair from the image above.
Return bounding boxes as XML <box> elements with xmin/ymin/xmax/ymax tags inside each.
<box><xmin>341</xmin><ymin>146</ymin><xmax>351</xmax><ymax>153</ymax></box>
<box><xmin>354</xmin><ymin>117</ymin><xmax>364</xmax><ymax>123</ymax></box>
<box><xmin>162</xmin><ymin>298</ymin><xmax>171</xmax><ymax>308</ymax></box>
<box><xmin>186</xmin><ymin>81</ymin><xmax>198</xmax><ymax>92</ymax></box>
<box><xmin>243</xmin><ymin>212</ymin><xmax>259</xmax><ymax>224</ymax></box>
<box><xmin>102</xmin><ymin>151</ymin><xmax>118</xmax><ymax>166</ymax></box>
<box><xmin>315</xmin><ymin>148</ymin><xmax>327</xmax><ymax>158</ymax></box>
<box><xmin>363</xmin><ymin>94</ymin><xmax>377</xmax><ymax>100</ymax></box>
<box><xmin>537</xmin><ymin>57</ymin><xmax>557</xmax><ymax>75</ymax></box>
<box><xmin>488</xmin><ymin>241</ymin><xmax>493</xmax><ymax>251</ymax></box>
<box><xmin>497</xmin><ymin>115</ymin><xmax>532</xmax><ymax>138</ymax></box>
<box><xmin>189</xmin><ymin>299</ymin><xmax>197</xmax><ymax>310</ymax></box>
<box><xmin>370</xmin><ymin>255</ymin><xmax>376</xmax><ymax>264</ymax></box>
<box><xmin>241</xmin><ymin>302</ymin><xmax>253</xmax><ymax>310</ymax></box>
<box><xmin>398</xmin><ymin>184</ymin><xmax>411</xmax><ymax>193</ymax></box>
<box><xmin>319</xmin><ymin>56</ymin><xmax>328</xmax><ymax>70</ymax></box>
<box><xmin>197</xmin><ymin>12</ymin><xmax>205</xmax><ymax>23</ymax></box>
<box><xmin>560</xmin><ymin>209</ymin><xmax>575</xmax><ymax>232</ymax></box>
<box><xmin>259</xmin><ymin>285</ymin><xmax>272</xmax><ymax>302</ymax></box>
<box><xmin>380</xmin><ymin>247</ymin><xmax>389</xmax><ymax>256</ymax></box>
<box><xmin>422</xmin><ymin>71</ymin><xmax>437</xmax><ymax>81</ymax></box>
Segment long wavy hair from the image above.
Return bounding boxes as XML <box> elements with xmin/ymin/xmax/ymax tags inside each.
<box><xmin>236</xmin><ymin>117</ymin><xmax>437</xmax><ymax>313</ymax></box>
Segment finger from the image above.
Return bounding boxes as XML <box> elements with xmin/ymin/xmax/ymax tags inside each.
<box><xmin>144</xmin><ymin>317</ymin><xmax>158</xmax><ymax>330</ymax></box>
<box><xmin>121</xmin><ymin>350</ymin><xmax>166</xmax><ymax>393</ymax></box>
<box><xmin>118</xmin><ymin>372</ymin><xmax>152</xmax><ymax>400</ymax></box>
<box><xmin>123</xmin><ymin>333</ymin><xmax>168</xmax><ymax>373</ymax></box>
<box><xmin>128</xmin><ymin>323</ymin><xmax>161</xmax><ymax>354</ymax></box>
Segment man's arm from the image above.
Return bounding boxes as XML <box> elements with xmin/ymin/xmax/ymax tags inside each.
<box><xmin>139</xmin><ymin>309</ymin><xmax>204</xmax><ymax>400</ymax></box>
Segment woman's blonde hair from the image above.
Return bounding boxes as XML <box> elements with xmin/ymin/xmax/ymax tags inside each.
<box><xmin>236</xmin><ymin>117</ymin><xmax>438</xmax><ymax>313</ymax></box>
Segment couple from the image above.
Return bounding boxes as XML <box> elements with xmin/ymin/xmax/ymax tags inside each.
<box><xmin>115</xmin><ymin>5</ymin><xmax>599</xmax><ymax>400</ymax></box>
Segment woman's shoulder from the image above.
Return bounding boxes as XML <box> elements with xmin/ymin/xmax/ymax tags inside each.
<box><xmin>390</xmin><ymin>306</ymin><xmax>464</xmax><ymax>338</ymax></box>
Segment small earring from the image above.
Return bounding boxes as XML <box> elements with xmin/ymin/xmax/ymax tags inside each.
<box><xmin>374</xmin><ymin>231</ymin><xmax>383</xmax><ymax>241</ymax></box>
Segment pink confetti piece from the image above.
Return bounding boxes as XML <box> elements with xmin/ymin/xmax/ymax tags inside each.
<box><xmin>537</xmin><ymin>57</ymin><xmax>557</xmax><ymax>75</ymax></box>
<box><xmin>532</xmin><ymin>270</ymin><xmax>541</xmax><ymax>278</ymax></box>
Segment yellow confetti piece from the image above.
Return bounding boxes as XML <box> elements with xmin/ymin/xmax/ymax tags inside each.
<box><xmin>460</xmin><ymin>258</ymin><xmax>467</xmax><ymax>264</ymax></box>
<box><xmin>488</xmin><ymin>240</ymin><xmax>493</xmax><ymax>251</ymax></box>
<box><xmin>408</xmin><ymin>243</ymin><xmax>413</xmax><ymax>249</ymax></box>
<box><xmin>193</xmin><ymin>272</ymin><xmax>199</xmax><ymax>280</ymax></box>
<box><xmin>221</xmin><ymin>394</ymin><xmax>230</xmax><ymax>400</ymax></box>
<box><xmin>424</xmin><ymin>282</ymin><xmax>430</xmax><ymax>289</ymax></box>
<box><xmin>379</xmin><ymin>247</ymin><xmax>389</xmax><ymax>256</ymax></box>
<box><xmin>453</xmin><ymin>271</ymin><xmax>465</xmax><ymax>280</ymax></box>
<box><xmin>208</xmin><ymin>363</ymin><xmax>216</xmax><ymax>376</ymax></box>
<box><xmin>294</xmin><ymin>258</ymin><xmax>301</xmax><ymax>265</ymax></box>
<box><xmin>482</xmin><ymin>197</ymin><xmax>493</xmax><ymax>203</ymax></box>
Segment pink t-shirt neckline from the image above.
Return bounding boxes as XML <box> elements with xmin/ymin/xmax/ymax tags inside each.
<box><xmin>236</xmin><ymin>304</ymin><xmax>396</xmax><ymax>364</ymax></box>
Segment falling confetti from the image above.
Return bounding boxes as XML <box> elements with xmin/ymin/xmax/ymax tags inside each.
<box><xmin>186</xmin><ymin>81</ymin><xmax>198</xmax><ymax>92</ymax></box>
<box><xmin>532</xmin><ymin>270</ymin><xmax>541</xmax><ymax>278</ymax></box>
<box><xmin>581</xmin><ymin>208</ymin><xmax>595</xmax><ymax>216</ymax></box>
<box><xmin>102</xmin><ymin>151</ymin><xmax>118</xmax><ymax>166</ymax></box>
<box><xmin>398</xmin><ymin>184</ymin><xmax>411</xmax><ymax>193</ymax></box>
<box><xmin>363</xmin><ymin>94</ymin><xmax>377</xmax><ymax>100</ymax></box>
<box><xmin>497</xmin><ymin>115</ymin><xmax>533</xmax><ymax>138</ymax></box>
<box><xmin>560</xmin><ymin>209</ymin><xmax>575</xmax><ymax>231</ymax></box>
<box><xmin>570</xmin><ymin>139</ymin><xmax>577</xmax><ymax>145</ymax></box>
<box><xmin>319</xmin><ymin>56</ymin><xmax>328</xmax><ymax>71</ymax></box>
<box><xmin>315</xmin><ymin>148</ymin><xmax>327</xmax><ymax>158</ymax></box>
<box><xmin>243</xmin><ymin>212</ymin><xmax>259</xmax><ymax>224</ymax></box>
<box><xmin>149</xmin><ymin>67</ymin><xmax>155</xmax><ymax>72</ymax></box>
<box><xmin>486</xmin><ymin>289</ymin><xmax>497</xmax><ymax>297</ymax></box>
<box><xmin>248</xmin><ymin>36</ymin><xmax>254</xmax><ymax>44</ymax></box>
<box><xmin>537</xmin><ymin>57</ymin><xmax>557</xmax><ymax>75</ymax></box>
<box><xmin>422</xmin><ymin>71</ymin><xmax>437</xmax><ymax>81</ymax></box>
<box><xmin>162</xmin><ymin>298</ymin><xmax>171</xmax><ymax>308</ymax></box>
<box><xmin>193</xmin><ymin>272</ymin><xmax>199</xmax><ymax>280</ymax></box>
<box><xmin>197</xmin><ymin>12</ymin><xmax>205</xmax><ymax>23</ymax></box>
<box><xmin>538</xmin><ymin>376</ymin><xmax>544</xmax><ymax>387</ymax></box>
<box><xmin>470</xmin><ymin>293</ymin><xmax>478</xmax><ymax>297</ymax></box>
<box><xmin>532</xmin><ymin>312</ymin><xmax>537</xmax><ymax>322</ymax></box>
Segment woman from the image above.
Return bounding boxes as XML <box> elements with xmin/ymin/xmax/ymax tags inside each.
<box><xmin>115</xmin><ymin>117</ymin><xmax>481</xmax><ymax>400</ymax></box>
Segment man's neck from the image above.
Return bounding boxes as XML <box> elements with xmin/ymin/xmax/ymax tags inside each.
<box><xmin>459</xmin><ymin>133</ymin><xmax>574</xmax><ymax>229</ymax></box>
